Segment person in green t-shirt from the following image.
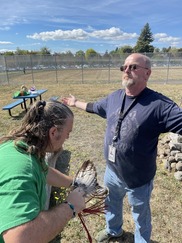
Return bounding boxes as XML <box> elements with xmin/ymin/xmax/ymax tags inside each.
<box><xmin>0</xmin><ymin>100</ymin><xmax>85</xmax><ymax>243</ymax></box>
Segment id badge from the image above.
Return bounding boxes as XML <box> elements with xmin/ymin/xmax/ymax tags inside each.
<box><xmin>108</xmin><ymin>144</ymin><xmax>116</xmax><ymax>163</ymax></box>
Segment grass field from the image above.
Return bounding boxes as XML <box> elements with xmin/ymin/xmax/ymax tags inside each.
<box><xmin>0</xmin><ymin>82</ymin><xmax>182</xmax><ymax>243</ymax></box>
<box><xmin>1</xmin><ymin>66</ymin><xmax>182</xmax><ymax>85</ymax></box>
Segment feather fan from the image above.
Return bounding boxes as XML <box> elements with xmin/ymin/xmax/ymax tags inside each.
<box><xmin>72</xmin><ymin>160</ymin><xmax>108</xmax><ymax>197</ymax></box>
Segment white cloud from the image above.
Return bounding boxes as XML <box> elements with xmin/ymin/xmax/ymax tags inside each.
<box><xmin>27</xmin><ymin>27</ymin><xmax>138</xmax><ymax>42</ymax></box>
<box><xmin>154</xmin><ymin>33</ymin><xmax>181</xmax><ymax>46</ymax></box>
<box><xmin>0</xmin><ymin>41</ymin><xmax>13</xmax><ymax>45</ymax></box>
<box><xmin>158</xmin><ymin>36</ymin><xmax>180</xmax><ymax>43</ymax></box>
<box><xmin>0</xmin><ymin>48</ymin><xmax>15</xmax><ymax>53</ymax></box>
<box><xmin>90</xmin><ymin>27</ymin><xmax>138</xmax><ymax>40</ymax></box>
<box><xmin>0</xmin><ymin>27</ymin><xmax>10</xmax><ymax>31</ymax></box>
<box><xmin>27</xmin><ymin>29</ymin><xmax>88</xmax><ymax>41</ymax></box>
<box><xmin>154</xmin><ymin>33</ymin><xmax>168</xmax><ymax>38</ymax></box>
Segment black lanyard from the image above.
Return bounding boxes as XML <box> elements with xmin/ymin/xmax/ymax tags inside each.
<box><xmin>112</xmin><ymin>91</ymin><xmax>137</xmax><ymax>143</ymax></box>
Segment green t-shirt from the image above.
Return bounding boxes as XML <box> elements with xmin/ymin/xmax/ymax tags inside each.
<box><xmin>0</xmin><ymin>141</ymin><xmax>48</xmax><ymax>242</ymax></box>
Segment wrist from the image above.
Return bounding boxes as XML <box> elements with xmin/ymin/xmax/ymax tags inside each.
<box><xmin>74</xmin><ymin>99</ymin><xmax>78</xmax><ymax>107</ymax></box>
<box><xmin>64</xmin><ymin>201</ymin><xmax>76</xmax><ymax>218</ymax></box>
<box><xmin>69</xmin><ymin>180</ymin><xmax>73</xmax><ymax>187</ymax></box>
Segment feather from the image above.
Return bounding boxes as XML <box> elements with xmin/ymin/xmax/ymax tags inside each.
<box><xmin>72</xmin><ymin>160</ymin><xmax>108</xmax><ymax>197</ymax></box>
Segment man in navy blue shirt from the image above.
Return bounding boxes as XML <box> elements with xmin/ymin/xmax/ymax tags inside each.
<box><xmin>62</xmin><ymin>53</ymin><xmax>182</xmax><ymax>243</ymax></box>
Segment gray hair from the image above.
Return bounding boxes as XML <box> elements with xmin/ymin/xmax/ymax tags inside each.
<box><xmin>144</xmin><ymin>55</ymin><xmax>152</xmax><ymax>69</ymax></box>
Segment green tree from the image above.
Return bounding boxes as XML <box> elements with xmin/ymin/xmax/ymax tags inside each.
<box><xmin>162</xmin><ymin>47</ymin><xmax>168</xmax><ymax>53</ymax></box>
<box><xmin>154</xmin><ymin>47</ymin><xmax>160</xmax><ymax>53</ymax></box>
<box><xmin>109</xmin><ymin>47</ymin><xmax>120</xmax><ymax>58</ymax></box>
<box><xmin>162</xmin><ymin>46</ymin><xmax>172</xmax><ymax>53</ymax></box>
<box><xmin>64</xmin><ymin>51</ymin><xmax>74</xmax><ymax>58</ymax></box>
<box><xmin>85</xmin><ymin>48</ymin><xmax>98</xmax><ymax>60</ymax></box>
<box><xmin>168</xmin><ymin>47</ymin><xmax>178</xmax><ymax>53</ymax></box>
<box><xmin>118</xmin><ymin>45</ymin><xmax>133</xmax><ymax>54</ymax></box>
<box><xmin>3</xmin><ymin>51</ymin><xmax>14</xmax><ymax>56</ymax></box>
<box><xmin>133</xmin><ymin>23</ymin><xmax>154</xmax><ymax>53</ymax></box>
<box><xmin>75</xmin><ymin>50</ymin><xmax>85</xmax><ymax>58</ymax></box>
<box><xmin>75</xmin><ymin>50</ymin><xmax>85</xmax><ymax>65</ymax></box>
<box><xmin>102</xmin><ymin>50</ymin><xmax>110</xmax><ymax>59</ymax></box>
<box><xmin>85</xmin><ymin>48</ymin><xmax>99</xmax><ymax>66</ymax></box>
<box><xmin>39</xmin><ymin>47</ymin><xmax>51</xmax><ymax>55</ymax></box>
<box><xmin>15</xmin><ymin>48</ymin><xmax>29</xmax><ymax>55</ymax></box>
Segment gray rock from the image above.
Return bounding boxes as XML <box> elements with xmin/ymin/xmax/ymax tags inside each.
<box><xmin>176</xmin><ymin>161</ymin><xmax>182</xmax><ymax>171</ymax></box>
<box><xmin>168</xmin><ymin>156</ymin><xmax>176</xmax><ymax>163</ymax></box>
<box><xmin>177</xmin><ymin>135</ymin><xmax>182</xmax><ymax>143</ymax></box>
<box><xmin>174</xmin><ymin>171</ymin><xmax>182</xmax><ymax>181</ymax></box>
<box><xmin>169</xmin><ymin>133</ymin><xmax>180</xmax><ymax>143</ymax></box>
<box><xmin>169</xmin><ymin>142</ymin><xmax>182</xmax><ymax>151</ymax></box>
<box><xmin>170</xmin><ymin>150</ymin><xmax>180</xmax><ymax>156</ymax></box>
<box><xmin>175</xmin><ymin>153</ymin><xmax>182</xmax><ymax>162</ymax></box>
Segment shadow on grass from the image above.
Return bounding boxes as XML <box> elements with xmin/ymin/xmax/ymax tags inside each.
<box><xmin>49</xmin><ymin>150</ymin><xmax>72</xmax><ymax>243</ymax></box>
<box><xmin>11</xmin><ymin>110</ymin><xmax>26</xmax><ymax>120</ymax></box>
<box><xmin>109</xmin><ymin>231</ymin><xmax>159</xmax><ymax>243</ymax></box>
<box><xmin>49</xmin><ymin>150</ymin><xmax>71</xmax><ymax>208</ymax></box>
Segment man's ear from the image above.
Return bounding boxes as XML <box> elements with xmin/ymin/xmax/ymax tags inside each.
<box><xmin>49</xmin><ymin>126</ymin><xmax>57</xmax><ymax>139</ymax></box>
<box><xmin>147</xmin><ymin>69</ymin><xmax>151</xmax><ymax>76</ymax></box>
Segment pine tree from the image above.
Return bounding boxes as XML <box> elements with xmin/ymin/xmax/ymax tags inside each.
<box><xmin>133</xmin><ymin>23</ymin><xmax>154</xmax><ymax>53</ymax></box>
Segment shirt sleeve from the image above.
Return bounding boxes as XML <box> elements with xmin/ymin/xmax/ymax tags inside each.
<box><xmin>86</xmin><ymin>98</ymin><xmax>108</xmax><ymax>118</ymax></box>
<box><xmin>86</xmin><ymin>102</ymin><xmax>95</xmax><ymax>113</ymax></box>
<box><xmin>163</xmin><ymin>103</ymin><xmax>182</xmax><ymax>134</ymax></box>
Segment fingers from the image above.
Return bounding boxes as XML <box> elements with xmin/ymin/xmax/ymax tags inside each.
<box><xmin>73</xmin><ymin>187</ymin><xmax>85</xmax><ymax>197</ymax></box>
<box><xmin>67</xmin><ymin>189</ymin><xmax>86</xmax><ymax>213</ymax></box>
<box><xmin>61</xmin><ymin>94</ymin><xmax>76</xmax><ymax>107</ymax></box>
<box><xmin>61</xmin><ymin>97</ymin><xmax>69</xmax><ymax>105</ymax></box>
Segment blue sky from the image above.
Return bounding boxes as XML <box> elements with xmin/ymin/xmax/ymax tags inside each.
<box><xmin>0</xmin><ymin>0</ymin><xmax>182</xmax><ymax>54</ymax></box>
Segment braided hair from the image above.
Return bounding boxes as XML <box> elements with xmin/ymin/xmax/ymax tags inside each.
<box><xmin>0</xmin><ymin>100</ymin><xmax>73</xmax><ymax>160</ymax></box>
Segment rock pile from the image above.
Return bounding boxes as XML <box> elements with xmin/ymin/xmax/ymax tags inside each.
<box><xmin>157</xmin><ymin>133</ymin><xmax>182</xmax><ymax>181</ymax></box>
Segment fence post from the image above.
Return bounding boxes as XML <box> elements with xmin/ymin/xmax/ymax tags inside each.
<box><xmin>29</xmin><ymin>55</ymin><xmax>35</xmax><ymax>84</ymax></box>
<box><xmin>166</xmin><ymin>53</ymin><xmax>171</xmax><ymax>84</ymax></box>
<box><xmin>55</xmin><ymin>55</ymin><xmax>58</xmax><ymax>83</ymax></box>
<box><xmin>108</xmin><ymin>56</ymin><xmax>111</xmax><ymax>83</ymax></box>
<box><xmin>81</xmin><ymin>54</ymin><xmax>84</xmax><ymax>84</ymax></box>
<box><xmin>4</xmin><ymin>56</ymin><xmax>9</xmax><ymax>85</ymax></box>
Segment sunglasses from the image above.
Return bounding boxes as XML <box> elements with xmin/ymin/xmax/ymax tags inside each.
<box><xmin>120</xmin><ymin>64</ymin><xmax>148</xmax><ymax>72</ymax></box>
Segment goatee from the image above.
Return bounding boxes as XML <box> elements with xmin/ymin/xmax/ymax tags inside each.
<box><xmin>122</xmin><ymin>78</ymin><xmax>135</xmax><ymax>88</ymax></box>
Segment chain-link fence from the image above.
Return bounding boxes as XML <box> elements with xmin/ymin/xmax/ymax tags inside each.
<box><xmin>0</xmin><ymin>53</ymin><xmax>182</xmax><ymax>85</ymax></box>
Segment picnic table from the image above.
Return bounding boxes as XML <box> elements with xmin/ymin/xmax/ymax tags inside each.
<box><xmin>13</xmin><ymin>89</ymin><xmax>48</xmax><ymax>112</ymax></box>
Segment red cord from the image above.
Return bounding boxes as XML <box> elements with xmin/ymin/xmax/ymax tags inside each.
<box><xmin>77</xmin><ymin>197</ymin><xmax>107</xmax><ymax>243</ymax></box>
